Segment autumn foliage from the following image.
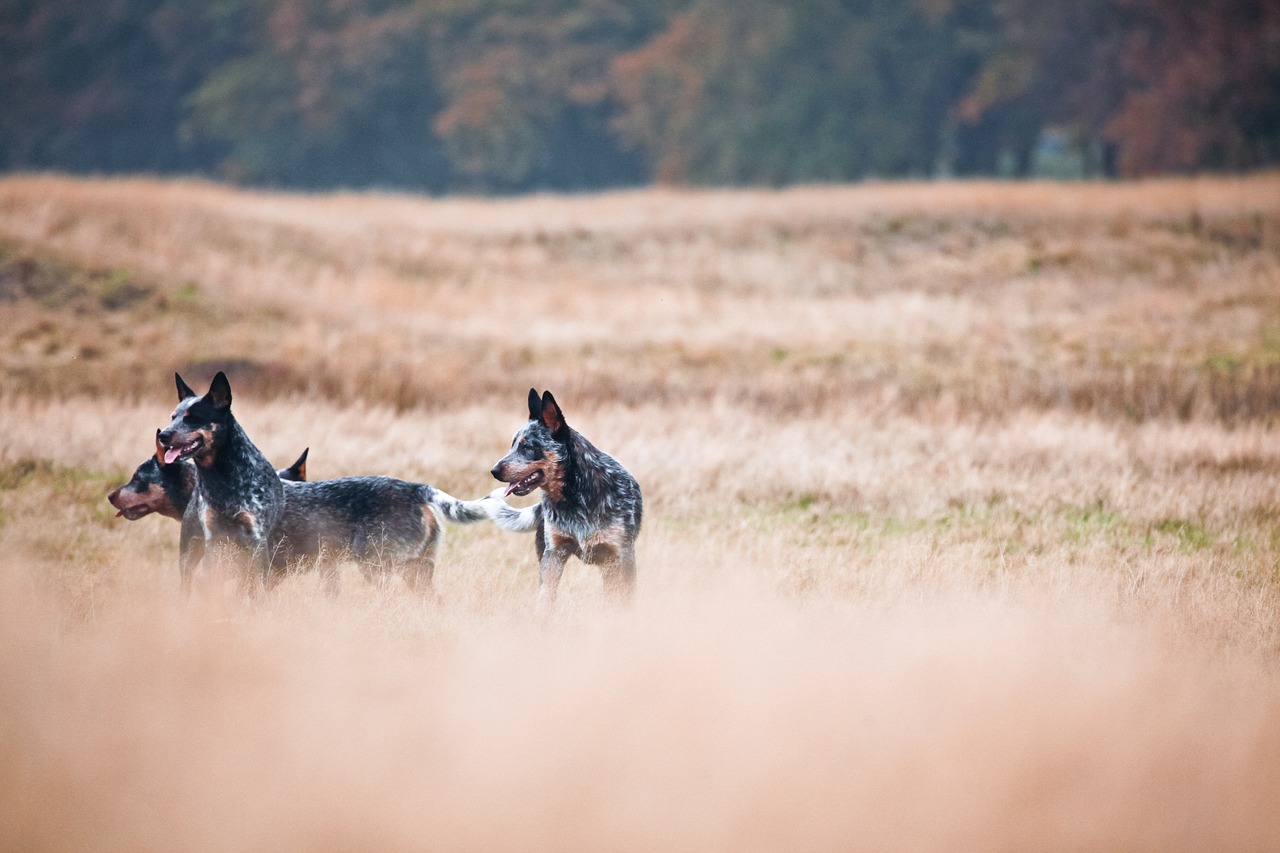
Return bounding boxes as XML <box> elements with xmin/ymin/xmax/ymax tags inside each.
<box><xmin>0</xmin><ymin>0</ymin><xmax>1276</xmax><ymax>190</ymax></box>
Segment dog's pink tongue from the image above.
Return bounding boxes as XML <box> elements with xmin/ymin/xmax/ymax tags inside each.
<box><xmin>504</xmin><ymin>482</ymin><xmax>518</xmax><ymax>497</ymax></box>
<box><xmin>163</xmin><ymin>446</ymin><xmax>183</xmax><ymax>464</ymax></box>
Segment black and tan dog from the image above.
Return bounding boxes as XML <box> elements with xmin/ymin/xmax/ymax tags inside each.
<box><xmin>158</xmin><ymin>371</ymin><xmax>285</xmax><ymax>592</ymax></box>
<box><xmin>485</xmin><ymin>389</ymin><xmax>642</xmax><ymax>609</ymax></box>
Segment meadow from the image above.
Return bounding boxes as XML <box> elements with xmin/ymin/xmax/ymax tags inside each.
<box><xmin>1</xmin><ymin>173</ymin><xmax>1280</xmax><ymax>850</ymax></box>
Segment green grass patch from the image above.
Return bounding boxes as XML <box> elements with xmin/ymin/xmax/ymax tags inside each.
<box><xmin>1063</xmin><ymin>497</ymin><xmax>1121</xmax><ymax>544</ymax></box>
<box><xmin>95</xmin><ymin>267</ymin><xmax>151</xmax><ymax>310</ymax></box>
<box><xmin>1150</xmin><ymin>518</ymin><xmax>1213</xmax><ymax>553</ymax></box>
<box><xmin>1203</xmin><ymin>353</ymin><xmax>1248</xmax><ymax>373</ymax></box>
<box><xmin>749</xmin><ymin>493</ymin><xmax>1231</xmax><ymax>560</ymax></box>
<box><xmin>0</xmin><ymin>458</ymin><xmax>125</xmax><ymax>528</ymax></box>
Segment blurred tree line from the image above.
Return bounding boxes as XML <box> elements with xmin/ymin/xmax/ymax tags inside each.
<box><xmin>1</xmin><ymin>0</ymin><xmax>1277</xmax><ymax>192</ymax></box>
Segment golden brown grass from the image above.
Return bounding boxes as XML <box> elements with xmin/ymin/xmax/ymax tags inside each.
<box><xmin>2</xmin><ymin>174</ymin><xmax>1280</xmax><ymax>850</ymax></box>
<box><xmin>3</xmin><ymin>172</ymin><xmax>1280</xmax><ymax>413</ymax></box>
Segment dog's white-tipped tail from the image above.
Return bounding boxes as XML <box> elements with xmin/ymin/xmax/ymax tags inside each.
<box><xmin>426</xmin><ymin>488</ymin><xmax>491</xmax><ymax>525</ymax></box>
<box><xmin>481</xmin><ymin>489</ymin><xmax>541</xmax><ymax>533</ymax></box>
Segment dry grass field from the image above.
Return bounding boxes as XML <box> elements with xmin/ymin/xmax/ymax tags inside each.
<box><xmin>2</xmin><ymin>173</ymin><xmax>1280</xmax><ymax>850</ymax></box>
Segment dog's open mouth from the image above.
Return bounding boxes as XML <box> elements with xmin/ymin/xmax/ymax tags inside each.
<box><xmin>162</xmin><ymin>438</ymin><xmax>202</xmax><ymax>464</ymax></box>
<box><xmin>505</xmin><ymin>470</ymin><xmax>544</xmax><ymax>497</ymax></box>
<box><xmin>108</xmin><ymin>489</ymin><xmax>155</xmax><ymax>520</ymax></box>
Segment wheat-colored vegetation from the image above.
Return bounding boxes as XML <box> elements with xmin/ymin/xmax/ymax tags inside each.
<box><xmin>2</xmin><ymin>174</ymin><xmax>1280</xmax><ymax>851</ymax></box>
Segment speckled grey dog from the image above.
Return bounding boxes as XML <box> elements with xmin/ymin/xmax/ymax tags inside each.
<box><xmin>158</xmin><ymin>371</ymin><xmax>285</xmax><ymax>593</ymax></box>
<box><xmin>485</xmin><ymin>389</ymin><xmax>642</xmax><ymax>609</ymax></box>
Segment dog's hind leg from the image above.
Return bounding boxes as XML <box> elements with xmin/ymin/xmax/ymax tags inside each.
<box><xmin>537</xmin><ymin>541</ymin><xmax>574</xmax><ymax>614</ymax></box>
<box><xmin>402</xmin><ymin>552</ymin><xmax>438</xmax><ymax>598</ymax></box>
<box><xmin>400</xmin><ymin>505</ymin><xmax>442</xmax><ymax>595</ymax></box>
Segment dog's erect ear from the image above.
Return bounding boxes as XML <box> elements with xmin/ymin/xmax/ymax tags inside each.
<box><xmin>527</xmin><ymin>388</ymin><xmax>542</xmax><ymax>422</ymax></box>
<box><xmin>206</xmin><ymin>371</ymin><xmax>232</xmax><ymax>410</ymax></box>
<box><xmin>154</xmin><ymin>429</ymin><xmax>166</xmax><ymax>465</ymax></box>
<box><xmin>175</xmin><ymin>372</ymin><xmax>198</xmax><ymax>401</ymax></box>
<box><xmin>540</xmin><ymin>390</ymin><xmax>566</xmax><ymax>435</ymax></box>
<box><xmin>280</xmin><ymin>448</ymin><xmax>308</xmax><ymax>482</ymax></box>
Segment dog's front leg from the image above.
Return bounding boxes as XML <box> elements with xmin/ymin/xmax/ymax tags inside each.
<box><xmin>178</xmin><ymin>507</ymin><xmax>205</xmax><ymax>596</ymax></box>
<box><xmin>178</xmin><ymin>531</ymin><xmax>205</xmax><ymax>596</ymax></box>
<box><xmin>246</xmin><ymin>544</ymin><xmax>272</xmax><ymax>597</ymax></box>
<box><xmin>229</xmin><ymin>512</ymin><xmax>270</xmax><ymax>597</ymax></box>
<box><xmin>537</xmin><ymin>546</ymin><xmax>571</xmax><ymax>614</ymax></box>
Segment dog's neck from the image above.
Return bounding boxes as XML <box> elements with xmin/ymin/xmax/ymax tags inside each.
<box><xmin>160</xmin><ymin>460</ymin><xmax>198</xmax><ymax>516</ymax></box>
<box><xmin>195</xmin><ymin>419</ymin><xmax>270</xmax><ymax>506</ymax></box>
<box><xmin>544</xmin><ymin>430</ymin><xmax>600</xmax><ymax>510</ymax></box>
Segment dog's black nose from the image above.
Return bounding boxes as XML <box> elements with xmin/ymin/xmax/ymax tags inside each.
<box><xmin>490</xmin><ymin>463</ymin><xmax>503</xmax><ymax>481</ymax></box>
<box><xmin>157</xmin><ymin>429</ymin><xmax>173</xmax><ymax>446</ymax></box>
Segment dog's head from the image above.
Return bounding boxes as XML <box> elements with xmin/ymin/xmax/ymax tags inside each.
<box><xmin>157</xmin><ymin>371</ymin><xmax>233</xmax><ymax>468</ymax></box>
<box><xmin>490</xmin><ymin>388</ymin><xmax>569</xmax><ymax>499</ymax></box>
<box><xmin>107</xmin><ymin>430</ymin><xmax>192</xmax><ymax>520</ymax></box>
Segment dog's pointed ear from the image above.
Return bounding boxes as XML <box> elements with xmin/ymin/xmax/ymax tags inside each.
<box><xmin>206</xmin><ymin>371</ymin><xmax>232</xmax><ymax>410</ymax></box>
<box><xmin>527</xmin><ymin>388</ymin><xmax>543</xmax><ymax>422</ymax></box>
<box><xmin>281</xmin><ymin>448</ymin><xmax>308</xmax><ymax>482</ymax></box>
<box><xmin>154</xmin><ymin>429</ymin><xmax>166</xmax><ymax>465</ymax></box>
<box><xmin>175</xmin><ymin>372</ymin><xmax>197</xmax><ymax>401</ymax></box>
<box><xmin>540</xmin><ymin>390</ymin><xmax>566</xmax><ymax>435</ymax></box>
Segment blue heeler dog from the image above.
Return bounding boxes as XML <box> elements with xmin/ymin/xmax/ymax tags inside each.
<box><xmin>485</xmin><ymin>389</ymin><xmax>642</xmax><ymax>609</ymax></box>
<box><xmin>158</xmin><ymin>371</ymin><xmax>285</xmax><ymax>593</ymax></box>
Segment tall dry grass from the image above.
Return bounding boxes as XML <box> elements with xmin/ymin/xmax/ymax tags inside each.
<box><xmin>2</xmin><ymin>173</ymin><xmax>1279</xmax><ymax>414</ymax></box>
<box><xmin>2</xmin><ymin>174</ymin><xmax>1280</xmax><ymax>850</ymax></box>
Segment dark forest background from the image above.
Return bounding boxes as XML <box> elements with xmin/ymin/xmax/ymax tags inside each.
<box><xmin>2</xmin><ymin>0</ymin><xmax>1278</xmax><ymax>193</ymax></box>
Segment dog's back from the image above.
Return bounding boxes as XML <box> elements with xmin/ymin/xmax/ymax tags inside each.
<box><xmin>273</xmin><ymin>477</ymin><xmax>436</xmax><ymax>564</ymax></box>
<box><xmin>269</xmin><ymin>476</ymin><xmax>489</xmax><ymax>591</ymax></box>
